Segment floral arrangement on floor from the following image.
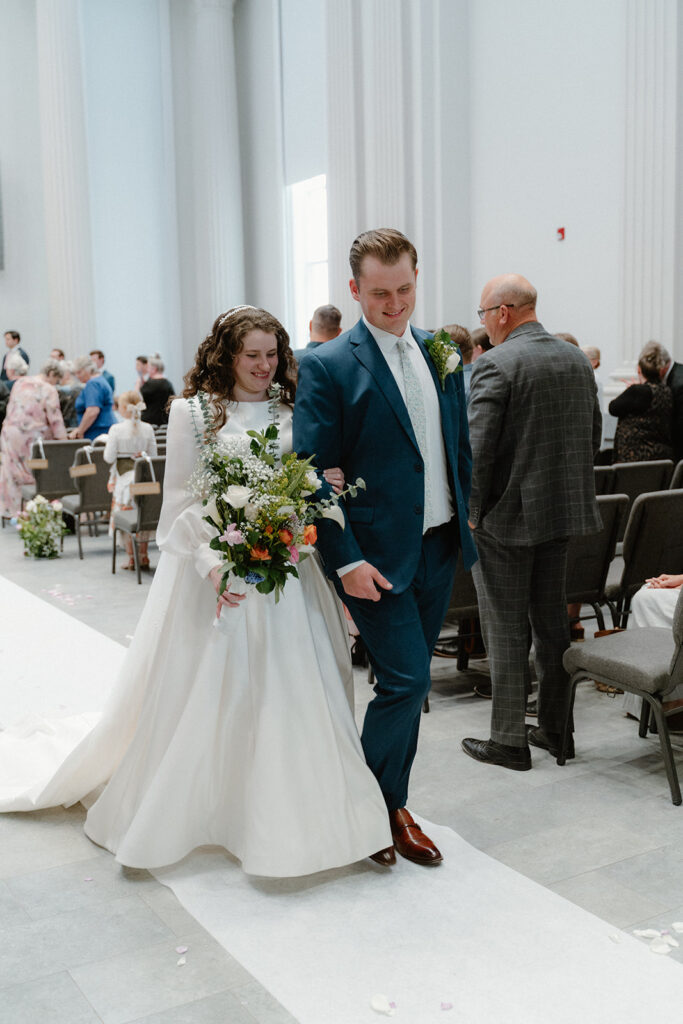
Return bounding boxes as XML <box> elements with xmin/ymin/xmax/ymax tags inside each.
<box><xmin>424</xmin><ymin>328</ymin><xmax>463</xmax><ymax>390</ymax></box>
<box><xmin>189</xmin><ymin>386</ymin><xmax>364</xmax><ymax>600</ymax></box>
<box><xmin>16</xmin><ymin>495</ymin><xmax>66</xmax><ymax>558</ymax></box>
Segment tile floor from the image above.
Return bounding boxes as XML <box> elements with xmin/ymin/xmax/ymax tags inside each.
<box><xmin>1</xmin><ymin>524</ymin><xmax>682</xmax><ymax>1022</ymax></box>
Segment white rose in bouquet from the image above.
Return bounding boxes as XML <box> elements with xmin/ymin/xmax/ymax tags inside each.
<box><xmin>223</xmin><ymin>485</ymin><xmax>252</xmax><ymax>509</ymax></box>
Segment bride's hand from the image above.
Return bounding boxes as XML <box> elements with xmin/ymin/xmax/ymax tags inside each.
<box><xmin>323</xmin><ymin>467</ymin><xmax>345</xmax><ymax>494</ymax></box>
<box><xmin>209</xmin><ymin>565</ymin><xmax>245</xmax><ymax>615</ymax></box>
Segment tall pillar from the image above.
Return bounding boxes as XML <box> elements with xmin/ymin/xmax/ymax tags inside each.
<box><xmin>35</xmin><ymin>0</ymin><xmax>96</xmax><ymax>352</ymax></box>
<box><xmin>190</xmin><ymin>0</ymin><xmax>245</xmax><ymax>325</ymax></box>
<box><xmin>621</xmin><ymin>0</ymin><xmax>678</xmax><ymax>356</ymax></box>
<box><xmin>326</xmin><ymin>0</ymin><xmax>470</xmax><ymax>328</ymax></box>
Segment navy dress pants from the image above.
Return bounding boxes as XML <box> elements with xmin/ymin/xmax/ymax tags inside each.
<box><xmin>336</xmin><ymin>522</ymin><xmax>458</xmax><ymax>811</ymax></box>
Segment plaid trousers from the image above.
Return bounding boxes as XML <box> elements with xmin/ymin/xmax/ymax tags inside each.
<box><xmin>471</xmin><ymin>528</ymin><xmax>571</xmax><ymax>747</ymax></box>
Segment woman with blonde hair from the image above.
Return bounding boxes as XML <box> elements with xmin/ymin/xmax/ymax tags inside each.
<box><xmin>103</xmin><ymin>390</ymin><xmax>157</xmax><ymax>571</ymax></box>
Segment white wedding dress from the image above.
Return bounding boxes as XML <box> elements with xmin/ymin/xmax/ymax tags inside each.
<box><xmin>0</xmin><ymin>398</ymin><xmax>391</xmax><ymax>877</ymax></box>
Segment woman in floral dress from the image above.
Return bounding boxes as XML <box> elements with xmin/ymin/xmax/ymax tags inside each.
<box><xmin>0</xmin><ymin>357</ymin><xmax>66</xmax><ymax>517</ymax></box>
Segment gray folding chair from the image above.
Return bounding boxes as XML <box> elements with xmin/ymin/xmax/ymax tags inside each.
<box><xmin>434</xmin><ymin>554</ymin><xmax>481</xmax><ymax>671</ymax></box>
<box><xmin>61</xmin><ymin>446</ymin><xmax>112</xmax><ymax>558</ymax></box>
<box><xmin>561</xmin><ymin>588</ymin><xmax>683</xmax><ymax>805</ymax></box>
<box><xmin>20</xmin><ymin>438</ymin><xmax>85</xmax><ymax>506</ymax></box>
<box><xmin>565</xmin><ymin>494</ymin><xmax>628</xmax><ymax>632</ymax></box>
<box><xmin>594</xmin><ymin>465</ymin><xmax>614</xmax><ymax>496</ymax></box>
<box><xmin>611</xmin><ymin>460</ymin><xmax>674</xmax><ymax>540</ymax></box>
<box><xmin>112</xmin><ymin>456</ymin><xmax>166</xmax><ymax>583</ymax></box>
<box><xmin>603</xmin><ymin>489</ymin><xmax>683</xmax><ymax>627</ymax></box>
<box><xmin>670</xmin><ymin>460</ymin><xmax>683</xmax><ymax>490</ymax></box>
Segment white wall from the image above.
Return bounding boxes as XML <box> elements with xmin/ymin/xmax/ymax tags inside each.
<box><xmin>81</xmin><ymin>0</ymin><xmax>183</xmax><ymax>392</ymax></box>
<box><xmin>234</xmin><ymin>0</ymin><xmax>287</xmax><ymax>325</ymax></box>
<box><xmin>469</xmin><ymin>0</ymin><xmax>625</xmax><ymax>366</ymax></box>
<box><xmin>0</xmin><ymin>0</ymin><xmax>50</xmax><ymax>367</ymax></box>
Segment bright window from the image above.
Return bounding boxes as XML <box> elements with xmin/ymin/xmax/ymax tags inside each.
<box><xmin>286</xmin><ymin>174</ymin><xmax>328</xmax><ymax>346</ymax></box>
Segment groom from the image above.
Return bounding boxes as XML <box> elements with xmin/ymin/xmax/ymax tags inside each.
<box><xmin>293</xmin><ymin>228</ymin><xmax>477</xmax><ymax>866</ymax></box>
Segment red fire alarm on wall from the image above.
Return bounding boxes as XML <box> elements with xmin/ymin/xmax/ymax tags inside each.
<box><xmin>557</xmin><ymin>227</ymin><xmax>565</xmax><ymax>241</ymax></box>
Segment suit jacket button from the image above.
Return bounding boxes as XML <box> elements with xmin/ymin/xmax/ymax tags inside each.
<box><xmin>414</xmin><ymin>504</ymin><xmax>423</xmax><ymax>515</ymax></box>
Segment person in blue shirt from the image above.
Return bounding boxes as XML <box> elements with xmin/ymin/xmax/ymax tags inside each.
<box><xmin>89</xmin><ymin>348</ymin><xmax>115</xmax><ymax>393</ymax></box>
<box><xmin>69</xmin><ymin>355</ymin><xmax>116</xmax><ymax>441</ymax></box>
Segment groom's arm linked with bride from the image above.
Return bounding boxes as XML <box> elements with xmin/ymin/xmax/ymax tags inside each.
<box><xmin>293</xmin><ymin>228</ymin><xmax>477</xmax><ymax>867</ymax></box>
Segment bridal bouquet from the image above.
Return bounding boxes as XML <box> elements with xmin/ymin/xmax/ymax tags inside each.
<box><xmin>16</xmin><ymin>495</ymin><xmax>66</xmax><ymax>558</ymax></box>
<box><xmin>189</xmin><ymin>389</ymin><xmax>364</xmax><ymax>601</ymax></box>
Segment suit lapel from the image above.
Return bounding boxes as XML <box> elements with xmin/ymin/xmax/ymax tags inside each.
<box><xmin>413</xmin><ymin>329</ymin><xmax>457</xmax><ymax>457</ymax></box>
<box><xmin>350</xmin><ymin>320</ymin><xmax>420</xmax><ymax>454</ymax></box>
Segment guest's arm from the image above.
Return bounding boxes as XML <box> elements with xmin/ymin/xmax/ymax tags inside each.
<box><xmin>467</xmin><ymin>359</ymin><xmax>509</xmax><ymax>528</ymax></box>
<box><xmin>69</xmin><ymin>406</ymin><xmax>99</xmax><ymax>439</ymax></box>
<box><xmin>45</xmin><ymin>386</ymin><xmax>67</xmax><ymax>440</ymax></box>
<box><xmin>608</xmin><ymin>384</ymin><xmax>651</xmax><ymax>418</ymax></box>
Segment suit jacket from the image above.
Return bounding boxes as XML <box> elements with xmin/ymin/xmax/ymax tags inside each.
<box><xmin>468</xmin><ymin>321</ymin><xmax>602</xmax><ymax>545</ymax></box>
<box><xmin>0</xmin><ymin>346</ymin><xmax>30</xmax><ymax>382</ymax></box>
<box><xmin>293</xmin><ymin>318</ymin><xmax>477</xmax><ymax>593</ymax></box>
<box><xmin>667</xmin><ymin>361</ymin><xmax>683</xmax><ymax>463</ymax></box>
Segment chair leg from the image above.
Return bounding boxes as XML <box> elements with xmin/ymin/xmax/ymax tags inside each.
<box><xmin>638</xmin><ymin>698</ymin><xmax>650</xmax><ymax>738</ymax></box>
<box><xmin>76</xmin><ymin>516</ymin><xmax>83</xmax><ymax>559</ymax></box>
<box><xmin>647</xmin><ymin>696</ymin><xmax>682</xmax><ymax>806</ymax></box>
<box><xmin>619</xmin><ymin>595</ymin><xmax>632</xmax><ymax>630</ymax></box>
<box><xmin>367</xmin><ymin>664</ymin><xmax>375</xmax><ymax>686</ymax></box>
<box><xmin>557</xmin><ymin>674</ymin><xmax>581</xmax><ymax>766</ymax></box>
<box><xmin>132</xmin><ymin>536</ymin><xmax>141</xmax><ymax>584</ymax></box>
<box><xmin>592</xmin><ymin>603</ymin><xmax>605</xmax><ymax>632</ymax></box>
<box><xmin>423</xmin><ymin>696</ymin><xmax>430</xmax><ymax>714</ymax></box>
<box><xmin>112</xmin><ymin>528</ymin><xmax>117</xmax><ymax>574</ymax></box>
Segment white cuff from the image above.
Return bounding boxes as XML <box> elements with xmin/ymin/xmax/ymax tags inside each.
<box><xmin>337</xmin><ymin>559</ymin><xmax>366</xmax><ymax>578</ymax></box>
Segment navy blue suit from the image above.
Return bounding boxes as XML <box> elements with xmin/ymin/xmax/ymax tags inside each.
<box><xmin>293</xmin><ymin>318</ymin><xmax>476</xmax><ymax>809</ymax></box>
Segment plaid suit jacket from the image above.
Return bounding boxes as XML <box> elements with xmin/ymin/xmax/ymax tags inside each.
<box><xmin>468</xmin><ymin>321</ymin><xmax>601</xmax><ymax>545</ymax></box>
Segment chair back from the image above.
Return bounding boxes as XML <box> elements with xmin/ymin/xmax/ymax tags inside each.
<box><xmin>69</xmin><ymin>446</ymin><xmax>111</xmax><ymax>513</ymax></box>
<box><xmin>612</xmin><ymin>460</ymin><xmax>674</xmax><ymax>539</ymax></box>
<box><xmin>565</xmin><ymin>494</ymin><xmax>628</xmax><ymax>604</ymax></box>
<box><xmin>670</xmin><ymin>460</ymin><xmax>683</xmax><ymax>490</ymax></box>
<box><xmin>594</xmin><ymin>466</ymin><xmax>614</xmax><ymax>496</ymax></box>
<box><xmin>130</xmin><ymin>456</ymin><xmax>166</xmax><ymax>532</ymax></box>
<box><xmin>26</xmin><ymin>439</ymin><xmax>85</xmax><ymax>500</ymax></box>
<box><xmin>619</xmin><ymin>489</ymin><xmax>683</xmax><ymax>599</ymax></box>
<box><xmin>669</xmin><ymin>588</ymin><xmax>683</xmax><ymax>690</ymax></box>
<box><xmin>441</xmin><ymin>553</ymin><xmax>479</xmax><ymax>629</ymax></box>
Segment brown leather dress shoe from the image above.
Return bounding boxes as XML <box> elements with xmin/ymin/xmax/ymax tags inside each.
<box><xmin>389</xmin><ymin>808</ymin><xmax>443</xmax><ymax>865</ymax></box>
<box><xmin>369</xmin><ymin>846</ymin><xmax>396</xmax><ymax>866</ymax></box>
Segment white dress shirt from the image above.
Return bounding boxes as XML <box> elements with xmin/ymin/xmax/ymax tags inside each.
<box><xmin>337</xmin><ymin>318</ymin><xmax>453</xmax><ymax>578</ymax></box>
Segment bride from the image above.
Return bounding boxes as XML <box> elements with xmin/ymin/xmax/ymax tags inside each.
<box><xmin>0</xmin><ymin>306</ymin><xmax>392</xmax><ymax>877</ymax></box>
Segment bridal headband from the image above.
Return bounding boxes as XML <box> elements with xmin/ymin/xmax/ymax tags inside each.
<box><xmin>218</xmin><ymin>305</ymin><xmax>258</xmax><ymax>328</ymax></box>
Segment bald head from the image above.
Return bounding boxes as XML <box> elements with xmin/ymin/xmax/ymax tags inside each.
<box><xmin>479</xmin><ymin>274</ymin><xmax>538</xmax><ymax>345</ymax></box>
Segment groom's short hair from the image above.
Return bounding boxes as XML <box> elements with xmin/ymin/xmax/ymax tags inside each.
<box><xmin>349</xmin><ymin>229</ymin><xmax>418</xmax><ymax>281</ymax></box>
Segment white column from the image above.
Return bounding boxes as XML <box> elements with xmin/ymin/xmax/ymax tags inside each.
<box><xmin>190</xmin><ymin>0</ymin><xmax>245</xmax><ymax>325</ymax></box>
<box><xmin>35</xmin><ymin>0</ymin><xmax>96</xmax><ymax>353</ymax></box>
<box><xmin>621</xmin><ymin>0</ymin><xmax>678</xmax><ymax>356</ymax></box>
<box><xmin>326</xmin><ymin>0</ymin><xmax>470</xmax><ymax>329</ymax></box>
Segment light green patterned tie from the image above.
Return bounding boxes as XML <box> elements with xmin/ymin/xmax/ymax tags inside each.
<box><xmin>397</xmin><ymin>339</ymin><xmax>433</xmax><ymax>525</ymax></box>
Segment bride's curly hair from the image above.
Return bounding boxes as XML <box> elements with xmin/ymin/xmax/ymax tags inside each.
<box><xmin>182</xmin><ymin>306</ymin><xmax>297</xmax><ymax>430</ymax></box>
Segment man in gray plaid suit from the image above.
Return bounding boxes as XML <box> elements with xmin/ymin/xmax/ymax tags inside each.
<box><xmin>462</xmin><ymin>274</ymin><xmax>602</xmax><ymax>771</ymax></box>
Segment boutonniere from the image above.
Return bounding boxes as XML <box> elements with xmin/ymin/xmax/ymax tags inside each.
<box><xmin>424</xmin><ymin>329</ymin><xmax>463</xmax><ymax>391</ymax></box>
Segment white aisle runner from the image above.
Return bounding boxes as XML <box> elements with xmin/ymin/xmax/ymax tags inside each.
<box><xmin>2</xmin><ymin>575</ymin><xmax>683</xmax><ymax>1023</ymax></box>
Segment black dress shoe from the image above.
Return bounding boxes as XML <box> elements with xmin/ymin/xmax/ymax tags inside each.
<box><xmin>525</xmin><ymin>697</ymin><xmax>538</xmax><ymax>717</ymax></box>
<box><xmin>473</xmin><ymin>680</ymin><xmax>492</xmax><ymax>699</ymax></box>
<box><xmin>369</xmin><ymin>846</ymin><xmax>396</xmax><ymax>866</ymax></box>
<box><xmin>461</xmin><ymin>737</ymin><xmax>531</xmax><ymax>771</ymax></box>
<box><xmin>526</xmin><ymin>726</ymin><xmax>575</xmax><ymax>760</ymax></box>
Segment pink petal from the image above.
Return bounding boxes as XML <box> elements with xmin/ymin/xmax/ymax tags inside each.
<box><xmin>175</xmin><ymin>945</ymin><xmax>189</xmax><ymax>954</ymax></box>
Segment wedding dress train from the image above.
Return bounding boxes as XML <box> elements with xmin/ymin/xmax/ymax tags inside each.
<box><xmin>0</xmin><ymin>398</ymin><xmax>391</xmax><ymax>876</ymax></box>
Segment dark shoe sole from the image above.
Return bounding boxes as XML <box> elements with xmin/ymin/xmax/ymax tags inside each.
<box><xmin>461</xmin><ymin>738</ymin><xmax>531</xmax><ymax>771</ymax></box>
<box><xmin>369</xmin><ymin>847</ymin><xmax>396</xmax><ymax>866</ymax></box>
<box><xmin>526</xmin><ymin>727</ymin><xmax>575</xmax><ymax>760</ymax></box>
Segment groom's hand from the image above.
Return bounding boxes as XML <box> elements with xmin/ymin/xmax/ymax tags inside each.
<box><xmin>341</xmin><ymin>562</ymin><xmax>393</xmax><ymax>601</ymax></box>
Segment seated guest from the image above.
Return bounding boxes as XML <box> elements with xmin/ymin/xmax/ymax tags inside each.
<box><xmin>609</xmin><ymin>341</ymin><xmax>673</xmax><ymax>462</ymax></box>
<box><xmin>134</xmin><ymin>355</ymin><xmax>149</xmax><ymax>391</ymax></box>
<box><xmin>50</xmin><ymin>347</ymin><xmax>66</xmax><ymax>361</ymax></box>
<box><xmin>623</xmin><ymin>573</ymin><xmax>683</xmax><ymax>725</ymax></box>
<box><xmin>556</xmin><ymin>331</ymin><xmax>579</xmax><ymax>347</ymax></box>
<box><xmin>56</xmin><ymin>361</ymin><xmax>84</xmax><ymax>428</ymax></box>
<box><xmin>140</xmin><ymin>355</ymin><xmax>175</xmax><ymax>425</ymax></box>
<box><xmin>470</xmin><ymin>327</ymin><xmax>492</xmax><ymax>362</ymax></box>
<box><xmin>1</xmin><ymin>330</ymin><xmax>29</xmax><ymax>382</ymax></box>
<box><xmin>68</xmin><ymin>356</ymin><xmax>116</xmax><ymax>442</ymax></box>
<box><xmin>441</xmin><ymin>323</ymin><xmax>473</xmax><ymax>396</ymax></box>
<box><xmin>292</xmin><ymin>304</ymin><xmax>342</xmax><ymax>362</ymax></box>
<box><xmin>89</xmin><ymin>349</ymin><xmax>115</xmax><ymax>393</ymax></box>
<box><xmin>2</xmin><ymin>351</ymin><xmax>28</xmax><ymax>392</ymax></box>
<box><xmin>0</xmin><ymin>357</ymin><xmax>66</xmax><ymax>516</ymax></box>
<box><xmin>103</xmin><ymin>390</ymin><xmax>157</xmax><ymax>572</ymax></box>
